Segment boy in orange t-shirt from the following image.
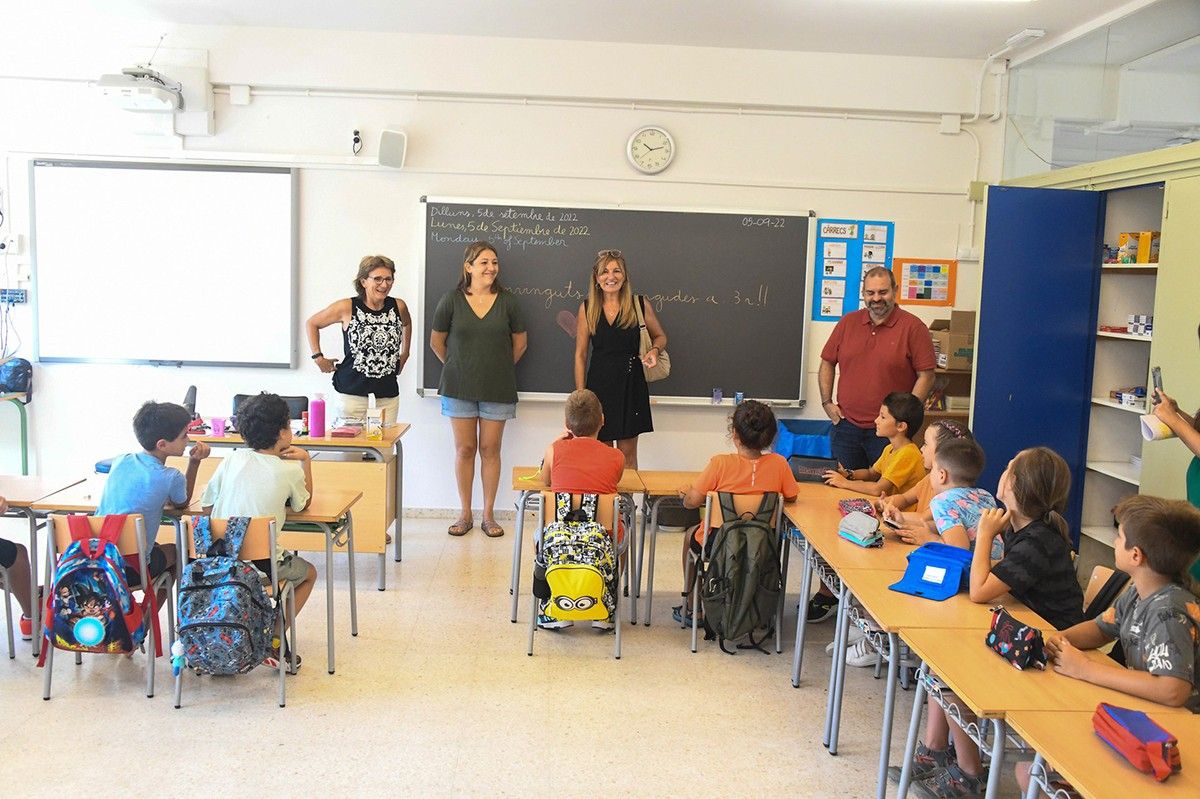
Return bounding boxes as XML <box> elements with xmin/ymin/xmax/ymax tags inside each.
<box><xmin>535</xmin><ymin>389</ymin><xmax>626</xmax><ymax>495</ymax></box>
<box><xmin>676</xmin><ymin>400</ymin><xmax>799</xmax><ymax>625</ymax></box>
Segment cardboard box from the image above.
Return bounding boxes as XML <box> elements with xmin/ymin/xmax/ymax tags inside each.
<box><xmin>1117</xmin><ymin>231</ymin><xmax>1161</xmax><ymax>264</ymax></box>
<box><xmin>950</xmin><ymin>310</ymin><xmax>976</xmax><ymax>336</ymax></box>
<box><xmin>929</xmin><ymin>319</ymin><xmax>974</xmax><ymax>371</ymax></box>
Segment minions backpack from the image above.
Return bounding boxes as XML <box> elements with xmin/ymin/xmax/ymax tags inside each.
<box><xmin>533</xmin><ymin>493</ymin><xmax>617</xmax><ymax>623</ymax></box>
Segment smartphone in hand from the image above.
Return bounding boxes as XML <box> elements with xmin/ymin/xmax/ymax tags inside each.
<box><xmin>1152</xmin><ymin>365</ymin><xmax>1163</xmax><ymax>404</ymax></box>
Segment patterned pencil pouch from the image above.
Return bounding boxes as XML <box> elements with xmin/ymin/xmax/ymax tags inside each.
<box><xmin>984</xmin><ymin>605</ymin><xmax>1047</xmax><ymax>670</ymax></box>
<box><xmin>837</xmin><ymin>498</ymin><xmax>876</xmax><ymax>517</ymax></box>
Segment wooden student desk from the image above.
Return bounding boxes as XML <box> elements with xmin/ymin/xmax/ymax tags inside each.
<box><xmin>783</xmin><ymin>482</ymin><xmax>918</xmax><ymax>690</ymax></box>
<box><xmin>831</xmin><ymin>566</ymin><xmax>1053</xmax><ymax>799</ymax></box>
<box><xmin>1010</xmin><ymin>709</ymin><xmax>1200</xmax><ymax>799</ymax></box>
<box><xmin>0</xmin><ymin>474</ymin><xmax>86</xmax><ymax>656</ymax></box>
<box><xmin>185</xmin><ymin>488</ymin><xmax>363</xmax><ymax>675</ymax></box>
<box><xmin>894</xmin><ymin>626</ymin><xmax>1195</xmax><ymax>799</ymax></box>
<box><xmin>191</xmin><ymin>423</ymin><xmax>409</xmax><ymax>565</ymax></box>
<box><xmin>635</xmin><ymin>470</ymin><xmax>700</xmax><ymax>627</ymax></box>
<box><xmin>508</xmin><ymin>466</ymin><xmax>644</xmax><ymax>624</ymax></box>
<box><xmin>169</xmin><ymin>449</ymin><xmax>392</xmax><ymax>592</ymax></box>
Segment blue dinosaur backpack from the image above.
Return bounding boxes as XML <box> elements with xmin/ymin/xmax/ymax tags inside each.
<box><xmin>176</xmin><ymin>517</ymin><xmax>274</xmax><ymax>675</ymax></box>
<box><xmin>41</xmin><ymin>514</ymin><xmax>151</xmax><ymax>658</ymax></box>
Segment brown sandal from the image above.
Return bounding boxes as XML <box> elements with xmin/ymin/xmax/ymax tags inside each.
<box><xmin>448</xmin><ymin>518</ymin><xmax>473</xmax><ymax>537</ymax></box>
<box><xmin>481</xmin><ymin>520</ymin><xmax>505</xmax><ymax>538</ymax></box>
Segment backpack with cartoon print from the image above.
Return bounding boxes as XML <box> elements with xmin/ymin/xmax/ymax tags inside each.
<box><xmin>40</xmin><ymin>514</ymin><xmax>150</xmax><ymax>658</ymax></box>
<box><xmin>533</xmin><ymin>493</ymin><xmax>617</xmax><ymax>623</ymax></box>
<box><xmin>176</xmin><ymin>516</ymin><xmax>273</xmax><ymax>675</ymax></box>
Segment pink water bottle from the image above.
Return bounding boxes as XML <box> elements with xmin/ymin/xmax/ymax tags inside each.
<box><xmin>309</xmin><ymin>393</ymin><xmax>326</xmax><ymax>438</ymax></box>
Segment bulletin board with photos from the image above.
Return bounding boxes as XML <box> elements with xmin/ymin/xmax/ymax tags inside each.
<box><xmin>811</xmin><ymin>218</ymin><xmax>895</xmax><ymax>322</ymax></box>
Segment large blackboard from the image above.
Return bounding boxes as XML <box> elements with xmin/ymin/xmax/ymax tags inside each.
<box><xmin>421</xmin><ymin>199</ymin><xmax>811</xmax><ymax>402</ymax></box>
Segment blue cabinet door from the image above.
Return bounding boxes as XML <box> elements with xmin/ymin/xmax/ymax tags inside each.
<box><xmin>973</xmin><ymin>185</ymin><xmax>1103</xmax><ymax>541</ymax></box>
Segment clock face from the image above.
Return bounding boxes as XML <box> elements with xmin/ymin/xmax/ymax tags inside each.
<box><xmin>627</xmin><ymin>126</ymin><xmax>675</xmax><ymax>174</ymax></box>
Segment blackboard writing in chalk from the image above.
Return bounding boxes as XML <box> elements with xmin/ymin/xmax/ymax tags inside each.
<box><xmin>421</xmin><ymin>199</ymin><xmax>811</xmax><ymax>402</ymax></box>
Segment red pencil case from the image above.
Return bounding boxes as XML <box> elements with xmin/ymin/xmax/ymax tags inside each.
<box><xmin>1092</xmin><ymin>702</ymin><xmax>1181</xmax><ymax>782</ymax></box>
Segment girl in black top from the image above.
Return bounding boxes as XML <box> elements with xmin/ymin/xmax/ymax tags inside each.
<box><xmin>306</xmin><ymin>255</ymin><xmax>413</xmax><ymax>423</ymax></box>
<box><xmin>573</xmin><ymin>249</ymin><xmax>667</xmax><ymax>469</ymax></box>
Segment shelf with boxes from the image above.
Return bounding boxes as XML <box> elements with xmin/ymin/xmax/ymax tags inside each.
<box><xmin>923</xmin><ymin>310</ymin><xmax>974</xmax><ymax>437</ymax></box>
<box><xmin>1081</xmin><ymin>183</ymin><xmax>1163</xmax><ymax>545</ymax></box>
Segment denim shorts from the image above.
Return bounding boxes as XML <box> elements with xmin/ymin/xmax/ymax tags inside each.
<box><xmin>440</xmin><ymin>395</ymin><xmax>517</xmax><ymax>421</ymax></box>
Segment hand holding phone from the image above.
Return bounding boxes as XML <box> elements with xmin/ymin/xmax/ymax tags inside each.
<box><xmin>1152</xmin><ymin>366</ymin><xmax>1163</xmax><ymax>404</ymax></box>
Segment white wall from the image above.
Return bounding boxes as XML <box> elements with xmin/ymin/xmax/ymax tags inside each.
<box><xmin>0</xmin><ymin>15</ymin><xmax>1004</xmax><ymax>513</ymax></box>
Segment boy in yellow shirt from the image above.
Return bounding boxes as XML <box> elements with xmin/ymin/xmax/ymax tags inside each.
<box><xmin>824</xmin><ymin>392</ymin><xmax>925</xmax><ymax>496</ymax></box>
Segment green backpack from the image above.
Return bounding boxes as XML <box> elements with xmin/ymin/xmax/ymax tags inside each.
<box><xmin>699</xmin><ymin>492</ymin><xmax>781</xmax><ymax>654</ymax></box>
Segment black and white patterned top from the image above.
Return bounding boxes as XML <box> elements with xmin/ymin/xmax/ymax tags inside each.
<box><xmin>333</xmin><ymin>296</ymin><xmax>403</xmax><ymax>398</ymax></box>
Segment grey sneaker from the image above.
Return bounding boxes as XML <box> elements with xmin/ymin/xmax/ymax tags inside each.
<box><xmin>886</xmin><ymin>743</ymin><xmax>955</xmax><ymax>784</ymax></box>
<box><xmin>912</xmin><ymin>763</ymin><xmax>987</xmax><ymax>799</ymax></box>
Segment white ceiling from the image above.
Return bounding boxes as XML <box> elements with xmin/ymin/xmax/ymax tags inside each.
<box><xmin>44</xmin><ymin>0</ymin><xmax>1143</xmax><ymax>60</ymax></box>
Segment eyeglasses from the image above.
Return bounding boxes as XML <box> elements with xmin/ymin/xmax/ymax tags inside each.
<box><xmin>367</xmin><ymin>275</ymin><xmax>395</xmax><ymax>284</ymax></box>
<box><xmin>597</xmin><ymin>249</ymin><xmax>623</xmax><ymax>259</ymax></box>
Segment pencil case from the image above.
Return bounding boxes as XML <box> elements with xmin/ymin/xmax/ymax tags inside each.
<box><xmin>837</xmin><ymin>498</ymin><xmax>876</xmax><ymax>517</ymax></box>
<box><xmin>838</xmin><ymin>511</ymin><xmax>882</xmax><ymax>548</ymax></box>
<box><xmin>984</xmin><ymin>605</ymin><xmax>1046</xmax><ymax>671</ymax></box>
<box><xmin>1093</xmin><ymin>702</ymin><xmax>1181</xmax><ymax>781</ymax></box>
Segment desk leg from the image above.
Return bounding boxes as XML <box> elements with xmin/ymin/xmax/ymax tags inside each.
<box><xmin>323</xmin><ymin>521</ymin><xmax>335</xmax><ymax>674</ymax></box>
<box><xmin>509</xmin><ymin>491</ymin><xmax>530</xmax><ymax>623</ymax></box>
<box><xmin>1023</xmin><ymin>754</ymin><xmax>1047</xmax><ymax>799</ymax></box>
<box><xmin>377</xmin><ymin>553</ymin><xmax>385</xmax><ymax>592</ymax></box>
<box><xmin>635</xmin><ymin>499</ymin><xmax>647</xmax><ymax>600</ymax></box>
<box><xmin>643</xmin><ymin>498</ymin><xmax>664</xmax><ymax>627</ymax></box>
<box><xmin>791</xmin><ymin>541</ymin><xmax>813</xmax><ymax>687</ymax></box>
<box><xmin>393</xmin><ymin>439</ymin><xmax>404</xmax><ymax>562</ymax></box>
<box><xmin>22</xmin><ymin>509</ymin><xmax>39</xmax><ymax>657</ymax></box>
<box><xmin>775</xmin><ymin>521</ymin><xmax>790</xmax><ymax>654</ymax></box>
<box><xmin>875</xmin><ymin>632</ymin><xmax>900</xmax><ymax>799</ymax></box>
<box><xmin>985</xmin><ymin>719</ymin><xmax>1005</xmax><ymax>799</ymax></box>
<box><xmin>825</xmin><ymin>582</ymin><xmax>851</xmax><ymax>754</ymax></box>
<box><xmin>346</xmin><ymin>513</ymin><xmax>358</xmax><ymax>637</ymax></box>
<box><xmin>895</xmin><ymin>662</ymin><xmax>929</xmax><ymax>799</ymax></box>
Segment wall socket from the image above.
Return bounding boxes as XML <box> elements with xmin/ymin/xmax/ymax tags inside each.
<box><xmin>0</xmin><ymin>288</ymin><xmax>28</xmax><ymax>303</ymax></box>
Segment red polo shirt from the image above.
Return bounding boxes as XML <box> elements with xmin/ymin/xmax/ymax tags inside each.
<box><xmin>820</xmin><ymin>307</ymin><xmax>936</xmax><ymax>427</ymax></box>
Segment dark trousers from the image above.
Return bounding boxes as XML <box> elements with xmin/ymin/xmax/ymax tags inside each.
<box><xmin>830</xmin><ymin>418</ymin><xmax>888</xmax><ymax>471</ymax></box>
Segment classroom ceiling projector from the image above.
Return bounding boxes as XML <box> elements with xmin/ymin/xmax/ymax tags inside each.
<box><xmin>97</xmin><ymin>67</ymin><xmax>185</xmax><ymax>112</ymax></box>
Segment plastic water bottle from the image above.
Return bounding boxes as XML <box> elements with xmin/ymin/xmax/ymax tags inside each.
<box><xmin>310</xmin><ymin>393</ymin><xmax>326</xmax><ymax>438</ymax></box>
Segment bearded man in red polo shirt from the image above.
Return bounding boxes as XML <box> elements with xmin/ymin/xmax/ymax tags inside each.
<box><xmin>819</xmin><ymin>266</ymin><xmax>936</xmax><ymax>471</ymax></box>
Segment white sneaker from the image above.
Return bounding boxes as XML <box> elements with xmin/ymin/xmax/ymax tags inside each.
<box><xmin>845</xmin><ymin>637</ymin><xmax>880</xmax><ymax>668</ymax></box>
<box><xmin>824</xmin><ymin>625</ymin><xmax>866</xmax><ymax>654</ymax></box>
<box><xmin>537</xmin><ymin>618</ymin><xmax>573</xmax><ymax>630</ymax></box>
<box><xmin>591</xmin><ymin>620</ymin><xmax>614</xmax><ymax>630</ymax></box>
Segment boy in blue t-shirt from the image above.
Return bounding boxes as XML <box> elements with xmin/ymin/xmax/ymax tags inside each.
<box><xmin>97</xmin><ymin>401</ymin><xmax>210</xmax><ymax>600</ymax></box>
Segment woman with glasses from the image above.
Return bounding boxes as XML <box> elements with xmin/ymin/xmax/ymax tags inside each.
<box><xmin>306</xmin><ymin>254</ymin><xmax>413</xmax><ymax>425</ymax></box>
<box><xmin>574</xmin><ymin>249</ymin><xmax>667</xmax><ymax>468</ymax></box>
<box><xmin>430</xmin><ymin>241</ymin><xmax>528</xmax><ymax>537</ymax></box>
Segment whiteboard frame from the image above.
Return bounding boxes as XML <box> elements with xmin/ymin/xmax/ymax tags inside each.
<box><xmin>416</xmin><ymin>195</ymin><xmax>814</xmax><ymax>407</ymax></box>
<box><xmin>29</xmin><ymin>159</ymin><xmax>298</xmax><ymax>369</ymax></box>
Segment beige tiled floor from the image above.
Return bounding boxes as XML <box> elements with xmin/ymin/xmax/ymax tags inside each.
<box><xmin>0</xmin><ymin>515</ymin><xmax>1021</xmax><ymax>797</ymax></box>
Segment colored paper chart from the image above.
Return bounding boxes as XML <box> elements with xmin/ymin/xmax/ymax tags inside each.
<box><xmin>893</xmin><ymin>258</ymin><xmax>956</xmax><ymax>306</ymax></box>
<box><xmin>811</xmin><ymin>218</ymin><xmax>894</xmax><ymax>322</ymax></box>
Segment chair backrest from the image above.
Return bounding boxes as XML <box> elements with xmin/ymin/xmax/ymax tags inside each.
<box><xmin>184</xmin><ymin>516</ymin><xmax>275</xmax><ymax>562</ymax></box>
<box><xmin>232</xmin><ymin>394</ymin><xmax>309</xmax><ymax>420</ymax></box>
<box><xmin>539</xmin><ymin>491</ymin><xmax>619</xmax><ymax>533</ymax></box>
<box><xmin>49</xmin><ymin>514</ymin><xmax>146</xmax><ymax>558</ymax></box>
<box><xmin>1083</xmin><ymin>565</ymin><xmax>1115</xmax><ymax>609</ymax></box>
<box><xmin>703</xmin><ymin>492</ymin><xmax>782</xmax><ymax>531</ymax></box>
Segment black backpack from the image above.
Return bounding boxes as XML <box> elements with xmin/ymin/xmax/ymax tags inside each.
<box><xmin>699</xmin><ymin>492</ymin><xmax>781</xmax><ymax>654</ymax></box>
<box><xmin>0</xmin><ymin>357</ymin><xmax>32</xmax><ymax>399</ymax></box>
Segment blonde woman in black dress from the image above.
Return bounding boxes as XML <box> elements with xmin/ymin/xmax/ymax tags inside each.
<box><xmin>573</xmin><ymin>249</ymin><xmax>667</xmax><ymax>468</ymax></box>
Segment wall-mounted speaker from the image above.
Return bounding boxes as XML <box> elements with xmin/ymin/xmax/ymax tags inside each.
<box><xmin>379</xmin><ymin>129</ymin><xmax>407</xmax><ymax>169</ymax></box>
